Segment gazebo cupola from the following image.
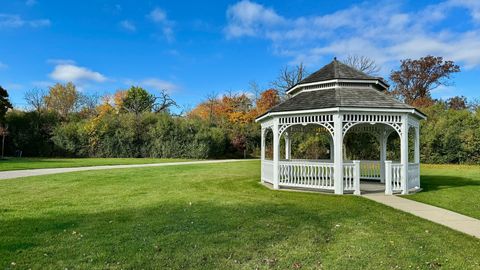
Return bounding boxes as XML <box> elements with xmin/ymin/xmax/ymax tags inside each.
<box><xmin>256</xmin><ymin>58</ymin><xmax>426</xmax><ymax>195</ymax></box>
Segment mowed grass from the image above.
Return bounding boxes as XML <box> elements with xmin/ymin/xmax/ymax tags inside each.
<box><xmin>0</xmin><ymin>161</ymin><xmax>479</xmax><ymax>269</ymax></box>
<box><xmin>405</xmin><ymin>164</ymin><xmax>480</xmax><ymax>219</ymax></box>
<box><xmin>0</xmin><ymin>157</ymin><xmax>191</xmax><ymax>171</ymax></box>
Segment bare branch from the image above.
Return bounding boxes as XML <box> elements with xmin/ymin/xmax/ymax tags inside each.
<box><xmin>343</xmin><ymin>55</ymin><xmax>381</xmax><ymax>75</ymax></box>
<box><xmin>24</xmin><ymin>88</ymin><xmax>46</xmax><ymax>113</ymax></box>
<box><xmin>154</xmin><ymin>89</ymin><xmax>178</xmax><ymax>113</ymax></box>
<box><xmin>271</xmin><ymin>63</ymin><xmax>309</xmax><ymax>93</ymax></box>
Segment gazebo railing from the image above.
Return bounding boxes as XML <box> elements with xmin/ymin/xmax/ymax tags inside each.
<box><xmin>278</xmin><ymin>161</ymin><xmax>335</xmax><ymax>190</ymax></box>
<box><xmin>385</xmin><ymin>161</ymin><xmax>403</xmax><ymax>194</ymax></box>
<box><xmin>360</xmin><ymin>160</ymin><xmax>381</xmax><ymax>180</ymax></box>
<box><xmin>343</xmin><ymin>161</ymin><xmax>361</xmax><ymax>195</ymax></box>
<box><xmin>264</xmin><ymin>159</ymin><xmax>418</xmax><ymax>195</ymax></box>
<box><xmin>408</xmin><ymin>163</ymin><xmax>420</xmax><ymax>190</ymax></box>
<box><xmin>261</xmin><ymin>160</ymin><xmax>274</xmax><ymax>184</ymax></box>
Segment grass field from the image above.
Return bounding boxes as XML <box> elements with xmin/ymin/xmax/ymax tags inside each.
<box><xmin>0</xmin><ymin>157</ymin><xmax>190</xmax><ymax>171</ymax></box>
<box><xmin>0</xmin><ymin>161</ymin><xmax>479</xmax><ymax>269</ymax></box>
<box><xmin>404</xmin><ymin>164</ymin><xmax>480</xmax><ymax>220</ymax></box>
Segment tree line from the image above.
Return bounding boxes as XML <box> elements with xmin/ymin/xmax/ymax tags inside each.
<box><xmin>0</xmin><ymin>55</ymin><xmax>479</xmax><ymax>163</ymax></box>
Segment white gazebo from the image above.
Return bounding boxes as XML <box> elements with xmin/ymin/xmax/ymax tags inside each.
<box><xmin>256</xmin><ymin>59</ymin><xmax>426</xmax><ymax>195</ymax></box>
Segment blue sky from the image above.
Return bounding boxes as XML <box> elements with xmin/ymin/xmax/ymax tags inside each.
<box><xmin>1</xmin><ymin>0</ymin><xmax>479</xmax><ymax>110</ymax></box>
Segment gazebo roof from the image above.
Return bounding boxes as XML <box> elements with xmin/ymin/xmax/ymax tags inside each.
<box><xmin>297</xmin><ymin>58</ymin><xmax>385</xmax><ymax>85</ymax></box>
<box><xmin>258</xmin><ymin>59</ymin><xmax>426</xmax><ymax>119</ymax></box>
<box><xmin>267</xmin><ymin>87</ymin><xmax>414</xmax><ymax>113</ymax></box>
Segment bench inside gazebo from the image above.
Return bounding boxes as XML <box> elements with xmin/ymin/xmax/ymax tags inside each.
<box><xmin>256</xmin><ymin>58</ymin><xmax>426</xmax><ymax>195</ymax></box>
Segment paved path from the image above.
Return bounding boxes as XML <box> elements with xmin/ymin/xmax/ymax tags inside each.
<box><xmin>364</xmin><ymin>193</ymin><xmax>480</xmax><ymax>239</ymax></box>
<box><xmin>0</xmin><ymin>159</ymin><xmax>252</xmax><ymax>180</ymax></box>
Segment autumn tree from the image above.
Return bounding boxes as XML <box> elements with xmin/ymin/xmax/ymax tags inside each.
<box><xmin>446</xmin><ymin>96</ymin><xmax>467</xmax><ymax>110</ymax></box>
<box><xmin>343</xmin><ymin>55</ymin><xmax>380</xmax><ymax>75</ymax></box>
<box><xmin>0</xmin><ymin>86</ymin><xmax>12</xmax><ymax>122</ymax></box>
<box><xmin>390</xmin><ymin>55</ymin><xmax>460</xmax><ymax>107</ymax></box>
<box><xmin>44</xmin><ymin>82</ymin><xmax>81</xmax><ymax>118</ymax></box>
<box><xmin>256</xmin><ymin>88</ymin><xmax>280</xmax><ymax>115</ymax></box>
<box><xmin>272</xmin><ymin>63</ymin><xmax>309</xmax><ymax>93</ymax></box>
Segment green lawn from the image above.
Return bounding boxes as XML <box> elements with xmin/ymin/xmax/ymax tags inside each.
<box><xmin>0</xmin><ymin>157</ymin><xmax>190</xmax><ymax>171</ymax></box>
<box><xmin>404</xmin><ymin>164</ymin><xmax>480</xmax><ymax>220</ymax></box>
<box><xmin>0</xmin><ymin>161</ymin><xmax>479</xmax><ymax>269</ymax></box>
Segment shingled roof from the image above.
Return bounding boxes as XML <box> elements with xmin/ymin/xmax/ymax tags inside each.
<box><xmin>257</xmin><ymin>59</ymin><xmax>424</xmax><ymax>119</ymax></box>
<box><xmin>267</xmin><ymin>87</ymin><xmax>414</xmax><ymax>113</ymax></box>
<box><xmin>297</xmin><ymin>58</ymin><xmax>382</xmax><ymax>85</ymax></box>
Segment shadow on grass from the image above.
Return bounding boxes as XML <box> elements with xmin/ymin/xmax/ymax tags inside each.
<box><xmin>420</xmin><ymin>175</ymin><xmax>480</xmax><ymax>192</ymax></box>
<box><xmin>0</xmin><ymin>201</ymin><xmax>365</xmax><ymax>269</ymax></box>
<box><xmin>2</xmin><ymin>192</ymin><xmax>480</xmax><ymax>269</ymax></box>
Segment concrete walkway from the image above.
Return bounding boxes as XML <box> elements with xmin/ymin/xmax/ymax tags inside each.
<box><xmin>364</xmin><ymin>193</ymin><xmax>480</xmax><ymax>239</ymax></box>
<box><xmin>0</xmin><ymin>159</ymin><xmax>252</xmax><ymax>180</ymax></box>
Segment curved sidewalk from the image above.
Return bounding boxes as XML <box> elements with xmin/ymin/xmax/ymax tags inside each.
<box><xmin>0</xmin><ymin>159</ymin><xmax>252</xmax><ymax>180</ymax></box>
<box><xmin>364</xmin><ymin>193</ymin><xmax>480</xmax><ymax>239</ymax></box>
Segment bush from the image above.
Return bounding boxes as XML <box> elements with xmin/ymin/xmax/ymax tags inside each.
<box><xmin>5</xmin><ymin>110</ymin><xmax>61</xmax><ymax>156</ymax></box>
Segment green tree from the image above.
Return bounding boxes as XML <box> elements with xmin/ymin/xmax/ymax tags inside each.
<box><xmin>0</xmin><ymin>86</ymin><xmax>13</xmax><ymax>122</ymax></box>
<box><xmin>122</xmin><ymin>86</ymin><xmax>156</xmax><ymax>115</ymax></box>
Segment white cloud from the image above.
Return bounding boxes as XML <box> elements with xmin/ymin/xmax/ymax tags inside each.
<box><xmin>149</xmin><ymin>8</ymin><xmax>167</xmax><ymax>23</ymax></box>
<box><xmin>431</xmin><ymin>85</ymin><xmax>459</xmax><ymax>99</ymax></box>
<box><xmin>31</xmin><ymin>80</ymin><xmax>53</xmax><ymax>88</ymax></box>
<box><xmin>141</xmin><ymin>78</ymin><xmax>178</xmax><ymax>92</ymax></box>
<box><xmin>225</xmin><ymin>1</ymin><xmax>480</xmax><ymax>70</ymax></box>
<box><xmin>50</xmin><ymin>64</ymin><xmax>107</xmax><ymax>83</ymax></box>
<box><xmin>120</xmin><ymin>20</ymin><xmax>136</xmax><ymax>32</ymax></box>
<box><xmin>0</xmin><ymin>14</ymin><xmax>50</xmax><ymax>28</ymax></box>
<box><xmin>124</xmin><ymin>78</ymin><xmax>178</xmax><ymax>92</ymax></box>
<box><xmin>46</xmin><ymin>59</ymin><xmax>76</xmax><ymax>65</ymax></box>
<box><xmin>225</xmin><ymin>0</ymin><xmax>284</xmax><ymax>38</ymax></box>
<box><xmin>4</xmin><ymin>83</ymin><xmax>23</xmax><ymax>91</ymax></box>
<box><xmin>148</xmin><ymin>7</ymin><xmax>174</xmax><ymax>42</ymax></box>
<box><xmin>25</xmin><ymin>0</ymin><xmax>37</xmax><ymax>7</ymax></box>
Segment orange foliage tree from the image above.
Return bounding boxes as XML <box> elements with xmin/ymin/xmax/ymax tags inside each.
<box><xmin>188</xmin><ymin>89</ymin><xmax>280</xmax><ymax>156</ymax></box>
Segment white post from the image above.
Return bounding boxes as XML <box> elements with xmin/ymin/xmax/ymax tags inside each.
<box><xmin>353</xmin><ymin>160</ymin><xmax>361</xmax><ymax>195</ymax></box>
<box><xmin>415</xmin><ymin>126</ymin><xmax>420</xmax><ymax>187</ymax></box>
<box><xmin>385</xmin><ymin>160</ymin><xmax>392</xmax><ymax>195</ymax></box>
<box><xmin>379</xmin><ymin>130</ymin><xmax>387</xmax><ymax>183</ymax></box>
<box><xmin>333</xmin><ymin>113</ymin><xmax>344</xmax><ymax>194</ymax></box>
<box><xmin>261</xmin><ymin>128</ymin><xmax>266</xmax><ymax>161</ymax></box>
<box><xmin>414</xmin><ymin>126</ymin><xmax>420</xmax><ymax>163</ymax></box>
<box><xmin>284</xmin><ymin>132</ymin><xmax>291</xmax><ymax>160</ymax></box>
<box><xmin>400</xmin><ymin>115</ymin><xmax>409</xmax><ymax>195</ymax></box>
<box><xmin>260</xmin><ymin>127</ymin><xmax>266</xmax><ymax>183</ymax></box>
<box><xmin>329</xmin><ymin>136</ymin><xmax>334</xmax><ymax>161</ymax></box>
<box><xmin>273</xmin><ymin>119</ymin><xmax>280</xmax><ymax>190</ymax></box>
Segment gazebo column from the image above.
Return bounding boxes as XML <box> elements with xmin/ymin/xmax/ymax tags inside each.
<box><xmin>414</xmin><ymin>125</ymin><xmax>420</xmax><ymax>187</ymax></box>
<box><xmin>329</xmin><ymin>136</ymin><xmax>334</xmax><ymax>161</ymax></box>
<box><xmin>379</xmin><ymin>129</ymin><xmax>387</xmax><ymax>183</ymax></box>
<box><xmin>284</xmin><ymin>132</ymin><xmax>291</xmax><ymax>160</ymax></box>
<box><xmin>333</xmin><ymin>114</ymin><xmax>344</xmax><ymax>194</ymax></box>
<box><xmin>260</xmin><ymin>127</ymin><xmax>266</xmax><ymax>183</ymax></box>
<box><xmin>400</xmin><ymin>116</ymin><xmax>409</xmax><ymax>194</ymax></box>
<box><xmin>272</xmin><ymin>119</ymin><xmax>280</xmax><ymax>190</ymax></box>
<box><xmin>414</xmin><ymin>126</ymin><xmax>420</xmax><ymax>163</ymax></box>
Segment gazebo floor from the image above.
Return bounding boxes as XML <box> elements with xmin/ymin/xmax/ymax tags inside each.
<box><xmin>261</xmin><ymin>180</ymin><xmax>421</xmax><ymax>195</ymax></box>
